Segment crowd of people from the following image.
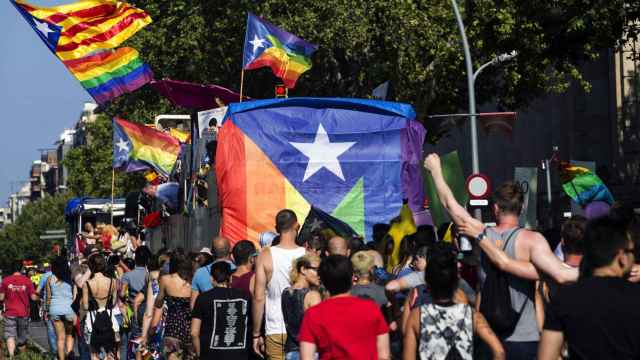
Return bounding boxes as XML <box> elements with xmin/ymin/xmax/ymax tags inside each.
<box><xmin>0</xmin><ymin>153</ymin><xmax>639</xmax><ymax>360</ymax></box>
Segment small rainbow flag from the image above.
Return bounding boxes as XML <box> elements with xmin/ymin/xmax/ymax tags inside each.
<box><xmin>13</xmin><ymin>0</ymin><xmax>152</xmax><ymax>61</ymax></box>
<box><xmin>560</xmin><ymin>162</ymin><xmax>614</xmax><ymax>206</ymax></box>
<box><xmin>64</xmin><ymin>47</ymin><xmax>153</xmax><ymax>104</ymax></box>
<box><xmin>113</xmin><ymin>118</ymin><xmax>181</xmax><ymax>176</ymax></box>
<box><xmin>242</xmin><ymin>13</ymin><xmax>318</xmax><ymax>89</ymax></box>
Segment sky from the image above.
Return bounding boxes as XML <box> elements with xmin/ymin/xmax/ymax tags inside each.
<box><xmin>0</xmin><ymin>1</ymin><xmax>92</xmax><ymax>204</ymax></box>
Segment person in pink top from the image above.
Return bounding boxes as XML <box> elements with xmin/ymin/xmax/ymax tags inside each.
<box><xmin>299</xmin><ymin>255</ymin><xmax>390</xmax><ymax>360</ymax></box>
<box><xmin>0</xmin><ymin>260</ymin><xmax>38</xmax><ymax>357</ymax></box>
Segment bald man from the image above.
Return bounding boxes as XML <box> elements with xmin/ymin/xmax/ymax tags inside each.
<box><xmin>191</xmin><ymin>236</ymin><xmax>235</xmax><ymax>308</ymax></box>
<box><xmin>327</xmin><ymin>236</ymin><xmax>351</xmax><ymax>257</ymax></box>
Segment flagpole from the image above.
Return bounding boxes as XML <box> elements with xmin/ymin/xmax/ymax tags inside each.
<box><xmin>111</xmin><ymin>168</ymin><xmax>115</xmax><ymax>225</ymax></box>
<box><xmin>239</xmin><ymin>69</ymin><xmax>245</xmax><ymax>103</ymax></box>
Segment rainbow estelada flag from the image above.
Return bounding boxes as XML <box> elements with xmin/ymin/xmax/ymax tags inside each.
<box><xmin>560</xmin><ymin>162</ymin><xmax>614</xmax><ymax>206</ymax></box>
<box><xmin>113</xmin><ymin>118</ymin><xmax>181</xmax><ymax>177</ymax></box>
<box><xmin>216</xmin><ymin>98</ymin><xmax>426</xmax><ymax>246</ymax></box>
<box><xmin>64</xmin><ymin>47</ymin><xmax>153</xmax><ymax>105</ymax></box>
<box><xmin>242</xmin><ymin>13</ymin><xmax>318</xmax><ymax>89</ymax></box>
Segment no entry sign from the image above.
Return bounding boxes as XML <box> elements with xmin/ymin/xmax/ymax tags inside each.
<box><xmin>466</xmin><ymin>174</ymin><xmax>491</xmax><ymax>199</ymax></box>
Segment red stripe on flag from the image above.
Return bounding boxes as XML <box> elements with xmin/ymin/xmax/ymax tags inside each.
<box><xmin>55</xmin><ymin>12</ymin><xmax>149</xmax><ymax>52</ymax></box>
<box><xmin>45</xmin><ymin>4</ymin><xmax>117</xmax><ymax>24</ymax></box>
<box><xmin>62</xmin><ymin>49</ymin><xmax>114</xmax><ymax>69</ymax></box>
<box><xmin>216</xmin><ymin>121</ymin><xmax>248</xmax><ymax>243</ymax></box>
<box><xmin>115</xmin><ymin>118</ymin><xmax>181</xmax><ymax>155</ymax></box>
<box><xmin>60</xmin><ymin>5</ymin><xmax>136</xmax><ymax>37</ymax></box>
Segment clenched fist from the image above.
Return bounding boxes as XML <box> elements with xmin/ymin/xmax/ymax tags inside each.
<box><xmin>424</xmin><ymin>153</ymin><xmax>442</xmax><ymax>173</ymax></box>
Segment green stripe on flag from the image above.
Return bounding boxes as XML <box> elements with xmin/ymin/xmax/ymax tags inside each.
<box><xmin>424</xmin><ymin>151</ymin><xmax>468</xmax><ymax>227</ymax></box>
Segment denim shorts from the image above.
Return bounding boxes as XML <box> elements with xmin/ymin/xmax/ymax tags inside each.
<box><xmin>50</xmin><ymin>313</ymin><xmax>77</xmax><ymax>323</ymax></box>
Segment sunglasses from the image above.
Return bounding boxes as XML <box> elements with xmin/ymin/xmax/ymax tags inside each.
<box><xmin>305</xmin><ymin>265</ymin><xmax>319</xmax><ymax>272</ymax></box>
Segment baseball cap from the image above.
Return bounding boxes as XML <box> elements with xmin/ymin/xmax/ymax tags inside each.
<box><xmin>199</xmin><ymin>247</ymin><xmax>213</xmax><ymax>256</ymax></box>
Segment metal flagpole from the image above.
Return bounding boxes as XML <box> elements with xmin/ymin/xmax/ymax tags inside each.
<box><xmin>111</xmin><ymin>168</ymin><xmax>115</xmax><ymax>225</ymax></box>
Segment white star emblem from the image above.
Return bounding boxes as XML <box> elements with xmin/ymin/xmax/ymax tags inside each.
<box><xmin>34</xmin><ymin>19</ymin><xmax>54</xmax><ymax>37</ymax></box>
<box><xmin>116</xmin><ymin>138</ymin><xmax>130</xmax><ymax>153</ymax></box>
<box><xmin>249</xmin><ymin>35</ymin><xmax>266</xmax><ymax>53</ymax></box>
<box><xmin>290</xmin><ymin>124</ymin><xmax>356</xmax><ymax>182</ymax></box>
<box><xmin>310</xmin><ymin>218</ymin><xmax>323</xmax><ymax>231</ymax></box>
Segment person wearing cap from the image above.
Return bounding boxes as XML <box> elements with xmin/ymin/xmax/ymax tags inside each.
<box><xmin>195</xmin><ymin>248</ymin><xmax>213</xmax><ymax>269</ymax></box>
<box><xmin>190</xmin><ymin>237</ymin><xmax>236</xmax><ymax>308</ymax></box>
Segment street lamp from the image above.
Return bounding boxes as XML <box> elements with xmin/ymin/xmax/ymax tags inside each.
<box><xmin>450</xmin><ymin>0</ymin><xmax>516</xmax><ymax>219</ymax></box>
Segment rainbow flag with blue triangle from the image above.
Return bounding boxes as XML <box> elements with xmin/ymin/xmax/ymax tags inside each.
<box><xmin>216</xmin><ymin>98</ymin><xmax>426</xmax><ymax>245</ymax></box>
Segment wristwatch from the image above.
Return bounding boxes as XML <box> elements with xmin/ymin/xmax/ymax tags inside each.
<box><xmin>475</xmin><ymin>230</ymin><xmax>487</xmax><ymax>242</ymax></box>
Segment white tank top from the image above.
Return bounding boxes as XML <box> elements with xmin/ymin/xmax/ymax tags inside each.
<box><xmin>265</xmin><ymin>246</ymin><xmax>305</xmax><ymax>335</ymax></box>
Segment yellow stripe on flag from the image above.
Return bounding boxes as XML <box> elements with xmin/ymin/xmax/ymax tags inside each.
<box><xmin>56</xmin><ymin>18</ymin><xmax>151</xmax><ymax>60</ymax></box>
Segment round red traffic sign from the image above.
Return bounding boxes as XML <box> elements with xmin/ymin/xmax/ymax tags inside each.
<box><xmin>466</xmin><ymin>174</ymin><xmax>491</xmax><ymax>199</ymax></box>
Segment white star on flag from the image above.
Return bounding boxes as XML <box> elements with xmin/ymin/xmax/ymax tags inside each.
<box><xmin>116</xmin><ymin>138</ymin><xmax>130</xmax><ymax>153</ymax></box>
<box><xmin>310</xmin><ymin>218</ymin><xmax>323</xmax><ymax>231</ymax></box>
<box><xmin>34</xmin><ymin>19</ymin><xmax>54</xmax><ymax>37</ymax></box>
<box><xmin>290</xmin><ymin>124</ymin><xmax>356</xmax><ymax>182</ymax></box>
<box><xmin>250</xmin><ymin>35</ymin><xmax>266</xmax><ymax>53</ymax></box>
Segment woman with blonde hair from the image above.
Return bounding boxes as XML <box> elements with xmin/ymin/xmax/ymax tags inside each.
<box><xmin>281</xmin><ymin>254</ymin><xmax>322</xmax><ymax>360</ymax></box>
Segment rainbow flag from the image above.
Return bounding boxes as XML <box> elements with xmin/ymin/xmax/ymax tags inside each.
<box><xmin>63</xmin><ymin>47</ymin><xmax>153</xmax><ymax>104</ymax></box>
<box><xmin>560</xmin><ymin>162</ymin><xmax>614</xmax><ymax>206</ymax></box>
<box><xmin>113</xmin><ymin>118</ymin><xmax>181</xmax><ymax>176</ymax></box>
<box><xmin>242</xmin><ymin>13</ymin><xmax>318</xmax><ymax>89</ymax></box>
<box><xmin>216</xmin><ymin>98</ymin><xmax>425</xmax><ymax>246</ymax></box>
<box><xmin>13</xmin><ymin>0</ymin><xmax>152</xmax><ymax>61</ymax></box>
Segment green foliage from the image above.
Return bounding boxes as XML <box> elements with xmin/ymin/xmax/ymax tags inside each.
<box><xmin>0</xmin><ymin>193</ymin><xmax>71</xmax><ymax>269</ymax></box>
<box><xmin>97</xmin><ymin>0</ymin><xmax>639</xmax><ymax>141</ymax></box>
<box><xmin>62</xmin><ymin>114</ymin><xmax>145</xmax><ymax>198</ymax></box>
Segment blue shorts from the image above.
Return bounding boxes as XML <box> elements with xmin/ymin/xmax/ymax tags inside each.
<box><xmin>50</xmin><ymin>313</ymin><xmax>77</xmax><ymax>323</ymax></box>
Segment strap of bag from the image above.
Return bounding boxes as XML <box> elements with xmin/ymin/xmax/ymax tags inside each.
<box><xmin>501</xmin><ymin>227</ymin><xmax>521</xmax><ymax>251</ymax></box>
<box><xmin>45</xmin><ymin>277</ymin><xmax>52</xmax><ymax>310</ymax></box>
<box><xmin>501</xmin><ymin>227</ymin><xmax>528</xmax><ymax>316</ymax></box>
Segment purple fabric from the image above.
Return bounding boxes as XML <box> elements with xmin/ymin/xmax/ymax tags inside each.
<box><xmin>413</xmin><ymin>209</ymin><xmax>433</xmax><ymax>226</ymax></box>
<box><xmin>401</xmin><ymin>119</ymin><xmax>426</xmax><ymax>212</ymax></box>
<box><xmin>150</xmin><ymin>79</ymin><xmax>243</xmax><ymax>110</ymax></box>
<box><xmin>584</xmin><ymin>201</ymin><xmax>611</xmax><ymax>219</ymax></box>
<box><xmin>116</xmin><ymin>159</ymin><xmax>150</xmax><ymax>173</ymax></box>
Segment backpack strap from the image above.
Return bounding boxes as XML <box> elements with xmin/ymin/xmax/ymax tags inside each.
<box><xmin>501</xmin><ymin>227</ymin><xmax>522</xmax><ymax>251</ymax></box>
<box><xmin>502</xmin><ymin>227</ymin><xmax>529</xmax><ymax>316</ymax></box>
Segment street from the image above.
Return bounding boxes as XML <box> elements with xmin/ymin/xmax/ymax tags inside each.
<box><xmin>29</xmin><ymin>320</ymin><xmax>50</xmax><ymax>354</ymax></box>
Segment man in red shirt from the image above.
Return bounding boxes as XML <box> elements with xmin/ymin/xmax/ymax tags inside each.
<box><xmin>299</xmin><ymin>255</ymin><xmax>390</xmax><ymax>360</ymax></box>
<box><xmin>0</xmin><ymin>260</ymin><xmax>38</xmax><ymax>357</ymax></box>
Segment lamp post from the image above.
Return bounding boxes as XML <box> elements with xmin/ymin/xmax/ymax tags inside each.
<box><xmin>450</xmin><ymin>0</ymin><xmax>516</xmax><ymax>219</ymax></box>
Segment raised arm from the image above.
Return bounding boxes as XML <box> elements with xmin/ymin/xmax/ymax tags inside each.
<box><xmin>424</xmin><ymin>153</ymin><xmax>475</xmax><ymax>227</ymax></box>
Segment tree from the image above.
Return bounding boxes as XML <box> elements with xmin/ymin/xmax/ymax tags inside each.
<box><xmin>101</xmin><ymin>0</ymin><xmax>638</xmax><ymax>139</ymax></box>
<box><xmin>0</xmin><ymin>193</ymin><xmax>71</xmax><ymax>269</ymax></box>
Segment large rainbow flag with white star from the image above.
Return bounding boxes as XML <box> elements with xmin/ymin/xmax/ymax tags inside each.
<box><xmin>216</xmin><ymin>98</ymin><xmax>426</xmax><ymax>245</ymax></box>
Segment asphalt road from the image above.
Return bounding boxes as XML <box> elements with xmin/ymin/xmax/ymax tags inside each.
<box><xmin>29</xmin><ymin>320</ymin><xmax>51</xmax><ymax>353</ymax></box>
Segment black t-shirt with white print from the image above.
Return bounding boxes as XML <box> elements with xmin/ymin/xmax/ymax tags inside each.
<box><xmin>192</xmin><ymin>287</ymin><xmax>252</xmax><ymax>360</ymax></box>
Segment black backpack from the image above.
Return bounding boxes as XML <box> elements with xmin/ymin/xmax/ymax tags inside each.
<box><xmin>479</xmin><ymin>228</ymin><xmax>526</xmax><ymax>337</ymax></box>
<box><xmin>87</xmin><ymin>279</ymin><xmax>116</xmax><ymax>349</ymax></box>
